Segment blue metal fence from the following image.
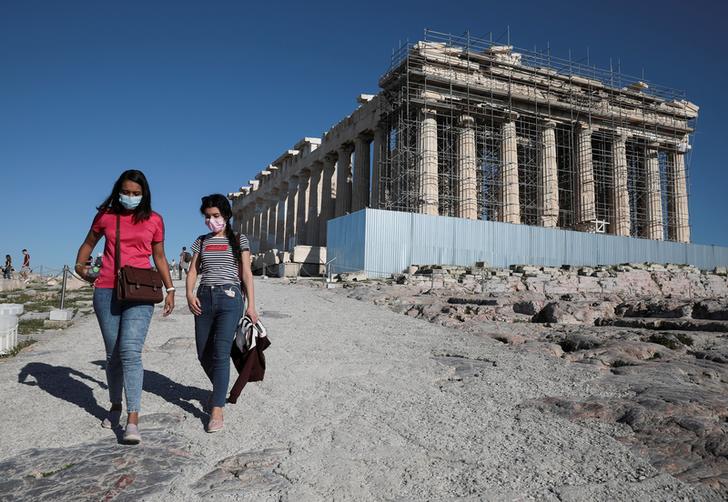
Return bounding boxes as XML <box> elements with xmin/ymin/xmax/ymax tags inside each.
<box><xmin>327</xmin><ymin>209</ymin><xmax>728</xmax><ymax>277</ymax></box>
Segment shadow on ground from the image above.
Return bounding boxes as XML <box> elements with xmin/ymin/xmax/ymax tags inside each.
<box><xmin>18</xmin><ymin>362</ymin><xmax>108</xmax><ymax>421</ymax></box>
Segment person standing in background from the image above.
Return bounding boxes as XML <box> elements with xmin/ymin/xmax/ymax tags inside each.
<box><xmin>179</xmin><ymin>246</ymin><xmax>191</xmax><ymax>280</ymax></box>
<box><xmin>20</xmin><ymin>249</ymin><xmax>31</xmax><ymax>280</ymax></box>
<box><xmin>2</xmin><ymin>255</ymin><xmax>12</xmax><ymax>279</ymax></box>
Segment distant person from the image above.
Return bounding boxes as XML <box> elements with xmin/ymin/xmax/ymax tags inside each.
<box><xmin>74</xmin><ymin>169</ymin><xmax>176</xmax><ymax>445</ymax></box>
<box><xmin>2</xmin><ymin>255</ymin><xmax>12</xmax><ymax>279</ymax></box>
<box><xmin>20</xmin><ymin>249</ymin><xmax>31</xmax><ymax>280</ymax></box>
<box><xmin>185</xmin><ymin>193</ymin><xmax>258</xmax><ymax>433</ymax></box>
<box><xmin>179</xmin><ymin>246</ymin><xmax>191</xmax><ymax>280</ymax></box>
<box><xmin>170</xmin><ymin>258</ymin><xmax>177</xmax><ymax>272</ymax></box>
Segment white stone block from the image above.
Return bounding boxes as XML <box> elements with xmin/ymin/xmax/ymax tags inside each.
<box><xmin>267</xmin><ymin>262</ymin><xmax>301</xmax><ymax>278</ymax></box>
<box><xmin>50</xmin><ymin>309</ymin><xmax>73</xmax><ymax>321</ymax></box>
<box><xmin>0</xmin><ymin>304</ymin><xmax>24</xmax><ymax>316</ymax></box>
<box><xmin>292</xmin><ymin>245</ymin><xmax>327</xmax><ymax>264</ymax></box>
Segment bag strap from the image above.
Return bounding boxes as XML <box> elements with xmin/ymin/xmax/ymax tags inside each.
<box><xmin>115</xmin><ymin>214</ymin><xmax>121</xmax><ymax>278</ymax></box>
<box><xmin>196</xmin><ymin>234</ymin><xmax>207</xmax><ymax>274</ymax></box>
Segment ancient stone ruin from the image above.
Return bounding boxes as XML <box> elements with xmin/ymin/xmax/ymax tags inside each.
<box><xmin>230</xmin><ymin>30</ymin><xmax>696</xmax><ymax>257</ymax></box>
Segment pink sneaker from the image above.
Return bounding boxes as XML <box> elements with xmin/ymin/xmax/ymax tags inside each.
<box><xmin>206</xmin><ymin>417</ymin><xmax>224</xmax><ymax>433</ymax></box>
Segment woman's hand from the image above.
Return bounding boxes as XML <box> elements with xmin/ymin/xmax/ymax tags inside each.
<box><xmin>187</xmin><ymin>294</ymin><xmax>202</xmax><ymax>316</ymax></box>
<box><xmin>163</xmin><ymin>292</ymin><xmax>175</xmax><ymax>316</ymax></box>
<box><xmin>75</xmin><ymin>265</ymin><xmax>95</xmax><ymax>284</ymax></box>
<box><xmin>246</xmin><ymin>306</ymin><xmax>259</xmax><ymax>324</ymax></box>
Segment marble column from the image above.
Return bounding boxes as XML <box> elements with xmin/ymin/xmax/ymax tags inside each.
<box><xmin>243</xmin><ymin>207</ymin><xmax>253</xmax><ymax>235</ymax></box>
<box><xmin>645</xmin><ymin>142</ymin><xmax>664</xmax><ymax>240</ymax></box>
<box><xmin>417</xmin><ymin>109</ymin><xmax>439</xmax><ymax>215</ymax></box>
<box><xmin>267</xmin><ymin>196</ymin><xmax>278</xmax><ymax>250</ymax></box>
<box><xmin>334</xmin><ymin>144</ymin><xmax>353</xmax><ymax>217</ymax></box>
<box><xmin>307</xmin><ymin>162</ymin><xmax>323</xmax><ymax>246</ymax></box>
<box><xmin>575</xmin><ymin>122</ymin><xmax>596</xmax><ymax>228</ymax></box>
<box><xmin>352</xmin><ymin>135</ymin><xmax>371</xmax><ymax>212</ymax></box>
<box><xmin>236</xmin><ymin>213</ymin><xmax>244</xmax><ymax>236</ymax></box>
<box><xmin>285</xmin><ymin>177</ymin><xmax>299</xmax><ymax>249</ymax></box>
<box><xmin>253</xmin><ymin>201</ymin><xmax>263</xmax><ymax>240</ymax></box>
<box><xmin>538</xmin><ymin>120</ymin><xmax>559</xmax><ymax>227</ymax></box>
<box><xmin>296</xmin><ymin>171</ymin><xmax>310</xmax><ymax>245</ymax></box>
<box><xmin>500</xmin><ymin>113</ymin><xmax>520</xmax><ymax>224</ymax></box>
<box><xmin>611</xmin><ymin>133</ymin><xmax>631</xmax><ymax>236</ymax></box>
<box><xmin>456</xmin><ymin>115</ymin><xmax>477</xmax><ymax>220</ymax></box>
<box><xmin>239</xmin><ymin>208</ymin><xmax>249</xmax><ymax>235</ymax></box>
<box><xmin>668</xmin><ymin>149</ymin><xmax>690</xmax><ymax>243</ymax></box>
<box><xmin>371</xmin><ymin>127</ymin><xmax>385</xmax><ymax>209</ymax></box>
<box><xmin>260</xmin><ymin>201</ymin><xmax>271</xmax><ymax>251</ymax></box>
<box><xmin>319</xmin><ymin>154</ymin><xmax>337</xmax><ymax>245</ymax></box>
<box><xmin>276</xmin><ymin>183</ymin><xmax>288</xmax><ymax>251</ymax></box>
<box><xmin>251</xmin><ymin>203</ymin><xmax>263</xmax><ymax>252</ymax></box>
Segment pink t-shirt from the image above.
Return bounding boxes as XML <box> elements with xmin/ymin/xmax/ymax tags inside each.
<box><xmin>90</xmin><ymin>210</ymin><xmax>165</xmax><ymax>288</ymax></box>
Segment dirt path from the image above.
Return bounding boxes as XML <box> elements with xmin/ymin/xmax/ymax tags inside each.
<box><xmin>0</xmin><ymin>279</ymin><xmax>719</xmax><ymax>501</ymax></box>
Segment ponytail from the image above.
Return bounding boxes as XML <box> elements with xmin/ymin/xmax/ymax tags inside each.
<box><xmin>225</xmin><ymin>221</ymin><xmax>242</xmax><ymax>263</ymax></box>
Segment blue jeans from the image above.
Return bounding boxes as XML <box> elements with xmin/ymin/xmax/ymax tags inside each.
<box><xmin>194</xmin><ymin>284</ymin><xmax>244</xmax><ymax>408</ymax></box>
<box><xmin>93</xmin><ymin>288</ymin><xmax>154</xmax><ymax>413</ymax></box>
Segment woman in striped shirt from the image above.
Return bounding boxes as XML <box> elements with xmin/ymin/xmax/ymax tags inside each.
<box><xmin>185</xmin><ymin>193</ymin><xmax>258</xmax><ymax>432</ymax></box>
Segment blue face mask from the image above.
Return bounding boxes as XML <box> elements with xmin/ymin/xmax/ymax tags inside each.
<box><xmin>119</xmin><ymin>193</ymin><xmax>142</xmax><ymax>210</ymax></box>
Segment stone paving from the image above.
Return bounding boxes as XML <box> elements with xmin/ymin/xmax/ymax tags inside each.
<box><xmin>0</xmin><ymin>279</ymin><xmax>723</xmax><ymax>500</ymax></box>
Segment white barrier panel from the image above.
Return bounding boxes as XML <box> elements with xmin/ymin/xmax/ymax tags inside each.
<box><xmin>0</xmin><ymin>314</ymin><xmax>19</xmax><ymax>355</ymax></box>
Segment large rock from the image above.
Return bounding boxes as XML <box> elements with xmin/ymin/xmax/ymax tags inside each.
<box><xmin>339</xmin><ymin>270</ymin><xmax>368</xmax><ymax>282</ymax></box>
<box><xmin>533</xmin><ymin>300</ymin><xmax>616</xmax><ymax>325</ymax></box>
<box><xmin>251</xmin><ymin>255</ymin><xmax>267</xmax><ymax>275</ymax></box>
<box><xmin>693</xmin><ymin>300</ymin><xmax>728</xmax><ymax>320</ymax></box>
<box><xmin>615</xmin><ymin>299</ymin><xmax>692</xmax><ymax>319</ymax></box>
<box><xmin>262</xmin><ymin>249</ymin><xmax>280</xmax><ymax>266</ymax></box>
<box><xmin>0</xmin><ymin>279</ymin><xmax>26</xmax><ymax>292</ymax></box>
<box><xmin>63</xmin><ymin>273</ymin><xmax>89</xmax><ymax>291</ymax></box>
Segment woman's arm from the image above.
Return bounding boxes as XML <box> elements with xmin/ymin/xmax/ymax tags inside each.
<box><xmin>240</xmin><ymin>250</ymin><xmax>258</xmax><ymax>323</ymax></box>
<box><xmin>185</xmin><ymin>253</ymin><xmax>202</xmax><ymax>315</ymax></box>
<box><xmin>151</xmin><ymin>241</ymin><xmax>175</xmax><ymax>316</ymax></box>
<box><xmin>74</xmin><ymin>230</ymin><xmax>101</xmax><ymax>282</ymax></box>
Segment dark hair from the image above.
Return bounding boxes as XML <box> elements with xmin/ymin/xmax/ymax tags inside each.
<box><xmin>98</xmin><ymin>170</ymin><xmax>153</xmax><ymax>223</ymax></box>
<box><xmin>200</xmin><ymin>194</ymin><xmax>241</xmax><ymax>262</ymax></box>
<box><xmin>22</xmin><ymin>249</ymin><xmax>27</xmax><ymax>252</ymax></box>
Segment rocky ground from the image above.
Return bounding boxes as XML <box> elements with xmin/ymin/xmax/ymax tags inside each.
<box><xmin>332</xmin><ymin>263</ymin><xmax>728</xmax><ymax>494</ymax></box>
<box><xmin>0</xmin><ymin>271</ymin><xmax>725</xmax><ymax>500</ymax></box>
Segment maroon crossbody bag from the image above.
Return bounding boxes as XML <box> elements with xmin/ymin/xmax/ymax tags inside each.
<box><xmin>115</xmin><ymin>214</ymin><xmax>164</xmax><ymax>303</ymax></box>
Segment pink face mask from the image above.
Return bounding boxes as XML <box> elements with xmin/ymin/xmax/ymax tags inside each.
<box><xmin>205</xmin><ymin>216</ymin><xmax>226</xmax><ymax>232</ymax></box>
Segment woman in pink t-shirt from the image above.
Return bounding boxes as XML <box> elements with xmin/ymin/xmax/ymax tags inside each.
<box><xmin>74</xmin><ymin>169</ymin><xmax>175</xmax><ymax>444</ymax></box>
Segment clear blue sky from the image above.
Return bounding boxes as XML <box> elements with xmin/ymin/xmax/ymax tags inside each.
<box><xmin>2</xmin><ymin>0</ymin><xmax>727</xmax><ymax>270</ymax></box>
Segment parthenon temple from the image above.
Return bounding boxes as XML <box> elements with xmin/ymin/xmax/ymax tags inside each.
<box><xmin>230</xmin><ymin>30</ymin><xmax>697</xmax><ymax>253</ymax></box>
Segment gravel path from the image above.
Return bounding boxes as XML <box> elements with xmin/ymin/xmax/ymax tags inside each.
<box><xmin>0</xmin><ymin>279</ymin><xmax>719</xmax><ymax>501</ymax></box>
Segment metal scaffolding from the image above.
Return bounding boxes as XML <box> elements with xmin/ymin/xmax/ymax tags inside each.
<box><xmin>375</xmin><ymin>29</ymin><xmax>696</xmax><ymax>241</ymax></box>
